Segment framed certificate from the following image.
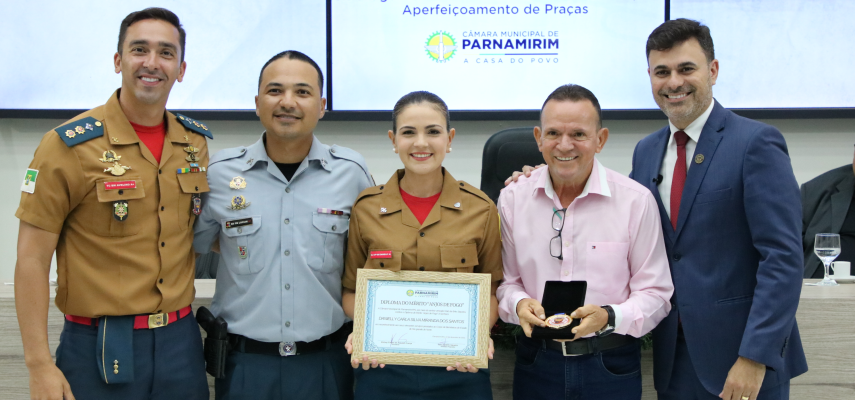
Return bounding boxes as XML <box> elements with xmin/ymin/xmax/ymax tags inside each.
<box><xmin>351</xmin><ymin>269</ymin><xmax>492</xmax><ymax>368</ymax></box>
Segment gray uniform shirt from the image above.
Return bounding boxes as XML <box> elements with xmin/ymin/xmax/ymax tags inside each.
<box><xmin>194</xmin><ymin>134</ymin><xmax>373</xmax><ymax>342</ymax></box>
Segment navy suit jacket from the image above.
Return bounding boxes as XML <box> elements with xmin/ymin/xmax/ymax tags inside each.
<box><xmin>629</xmin><ymin>101</ymin><xmax>808</xmax><ymax>395</ymax></box>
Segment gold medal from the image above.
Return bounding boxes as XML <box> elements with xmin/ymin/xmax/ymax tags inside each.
<box><xmin>228</xmin><ymin>195</ymin><xmax>250</xmax><ymax>210</ymax></box>
<box><xmin>229</xmin><ymin>176</ymin><xmax>247</xmax><ymax>190</ymax></box>
<box><xmin>104</xmin><ymin>161</ymin><xmax>131</xmax><ymax>176</ymax></box>
<box><xmin>545</xmin><ymin>313</ymin><xmax>572</xmax><ymax>329</ymax></box>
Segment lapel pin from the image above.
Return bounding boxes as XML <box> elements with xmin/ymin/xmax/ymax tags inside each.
<box><xmin>694</xmin><ymin>154</ymin><xmax>704</xmax><ymax>164</ymax></box>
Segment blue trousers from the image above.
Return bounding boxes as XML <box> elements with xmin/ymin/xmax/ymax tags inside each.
<box><xmin>354</xmin><ymin>365</ymin><xmax>492</xmax><ymax>400</ymax></box>
<box><xmin>513</xmin><ymin>336</ymin><xmax>642</xmax><ymax>400</ymax></box>
<box><xmin>657</xmin><ymin>333</ymin><xmax>790</xmax><ymax>400</ymax></box>
<box><xmin>56</xmin><ymin>312</ymin><xmax>209</xmax><ymax>400</ymax></box>
<box><xmin>215</xmin><ymin>336</ymin><xmax>353</xmax><ymax>400</ymax></box>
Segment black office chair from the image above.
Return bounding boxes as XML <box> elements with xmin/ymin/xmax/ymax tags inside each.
<box><xmin>479</xmin><ymin>127</ymin><xmax>543</xmax><ymax>203</ymax></box>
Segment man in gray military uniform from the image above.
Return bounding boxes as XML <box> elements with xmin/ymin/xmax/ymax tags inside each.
<box><xmin>193</xmin><ymin>51</ymin><xmax>373</xmax><ymax>399</ymax></box>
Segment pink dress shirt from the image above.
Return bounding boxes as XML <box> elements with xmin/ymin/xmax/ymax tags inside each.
<box><xmin>497</xmin><ymin>159</ymin><xmax>674</xmax><ymax>338</ymax></box>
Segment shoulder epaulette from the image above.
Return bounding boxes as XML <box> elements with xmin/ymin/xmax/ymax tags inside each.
<box><xmin>209</xmin><ymin>146</ymin><xmax>248</xmax><ymax>167</ymax></box>
<box><xmin>329</xmin><ymin>144</ymin><xmax>370</xmax><ymax>176</ymax></box>
<box><xmin>55</xmin><ymin>117</ymin><xmax>104</xmax><ymax>147</ymax></box>
<box><xmin>175</xmin><ymin>113</ymin><xmax>213</xmax><ymax>139</ymax></box>
<box><xmin>354</xmin><ymin>185</ymin><xmax>384</xmax><ymax>204</ymax></box>
<box><xmin>458</xmin><ymin>180</ymin><xmax>493</xmax><ymax>204</ymax></box>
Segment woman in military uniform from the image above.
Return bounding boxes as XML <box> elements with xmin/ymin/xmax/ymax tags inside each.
<box><xmin>341</xmin><ymin>91</ymin><xmax>503</xmax><ymax>399</ymax></box>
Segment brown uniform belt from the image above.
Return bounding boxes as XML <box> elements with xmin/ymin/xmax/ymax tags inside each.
<box><xmin>230</xmin><ymin>322</ymin><xmax>352</xmax><ymax>357</ymax></box>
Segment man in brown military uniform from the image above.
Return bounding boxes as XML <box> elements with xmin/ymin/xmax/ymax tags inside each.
<box><xmin>15</xmin><ymin>8</ymin><xmax>210</xmax><ymax>400</ymax></box>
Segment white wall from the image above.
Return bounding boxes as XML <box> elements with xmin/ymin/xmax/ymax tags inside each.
<box><xmin>1</xmin><ymin>116</ymin><xmax>853</xmax><ymax>281</ymax></box>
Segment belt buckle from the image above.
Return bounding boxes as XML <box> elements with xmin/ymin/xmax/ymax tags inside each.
<box><xmin>561</xmin><ymin>341</ymin><xmax>571</xmax><ymax>356</ymax></box>
<box><xmin>148</xmin><ymin>313</ymin><xmax>169</xmax><ymax>329</ymax></box>
<box><xmin>279</xmin><ymin>342</ymin><xmax>296</xmax><ymax>356</ymax></box>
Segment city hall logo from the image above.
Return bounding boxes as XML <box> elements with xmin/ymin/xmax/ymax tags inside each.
<box><xmin>424</xmin><ymin>31</ymin><xmax>457</xmax><ymax>63</ymax></box>
<box><xmin>406</xmin><ymin>290</ymin><xmax>415</xmax><ymax>296</ymax></box>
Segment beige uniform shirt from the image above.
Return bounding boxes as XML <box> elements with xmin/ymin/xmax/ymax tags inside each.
<box><xmin>343</xmin><ymin>168</ymin><xmax>503</xmax><ymax>289</ymax></box>
<box><xmin>16</xmin><ymin>91</ymin><xmax>210</xmax><ymax>317</ymax></box>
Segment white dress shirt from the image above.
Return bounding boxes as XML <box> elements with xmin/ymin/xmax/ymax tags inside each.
<box><xmin>658</xmin><ymin>101</ymin><xmax>715</xmax><ymax>220</ymax></box>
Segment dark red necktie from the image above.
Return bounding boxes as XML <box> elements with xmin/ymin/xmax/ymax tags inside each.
<box><xmin>670</xmin><ymin>131</ymin><xmax>689</xmax><ymax>230</ymax></box>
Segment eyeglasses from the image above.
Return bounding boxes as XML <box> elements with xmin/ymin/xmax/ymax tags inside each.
<box><xmin>550</xmin><ymin>208</ymin><xmax>566</xmax><ymax>260</ymax></box>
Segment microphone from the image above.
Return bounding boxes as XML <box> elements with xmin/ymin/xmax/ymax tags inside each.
<box><xmin>653</xmin><ymin>174</ymin><xmax>663</xmax><ymax>186</ymax></box>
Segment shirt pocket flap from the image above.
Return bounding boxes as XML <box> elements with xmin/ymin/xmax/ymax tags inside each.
<box><xmin>177</xmin><ymin>173</ymin><xmax>210</xmax><ymax>194</ymax></box>
<box><xmin>440</xmin><ymin>243</ymin><xmax>479</xmax><ymax>270</ymax></box>
<box><xmin>364</xmin><ymin>250</ymin><xmax>402</xmax><ymax>271</ymax></box>
<box><xmin>312</xmin><ymin>212</ymin><xmax>350</xmax><ymax>234</ymax></box>
<box><xmin>95</xmin><ymin>179</ymin><xmax>145</xmax><ymax>202</ymax></box>
<box><xmin>221</xmin><ymin>216</ymin><xmax>262</xmax><ymax>237</ymax></box>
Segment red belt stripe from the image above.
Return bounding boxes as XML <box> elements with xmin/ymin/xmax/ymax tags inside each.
<box><xmin>65</xmin><ymin>306</ymin><xmax>193</xmax><ymax>329</ymax></box>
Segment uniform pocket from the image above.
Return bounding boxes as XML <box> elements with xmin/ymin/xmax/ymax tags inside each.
<box><xmin>177</xmin><ymin>173</ymin><xmax>210</xmax><ymax>230</ymax></box>
<box><xmin>363</xmin><ymin>250</ymin><xmax>402</xmax><ymax>272</ymax></box>
<box><xmin>440</xmin><ymin>243</ymin><xmax>479</xmax><ymax>273</ymax></box>
<box><xmin>586</xmin><ymin>242</ymin><xmax>630</xmax><ymax>296</ymax></box>
<box><xmin>309</xmin><ymin>212</ymin><xmax>350</xmax><ymax>274</ymax></box>
<box><xmin>95</xmin><ymin>178</ymin><xmax>145</xmax><ymax>237</ymax></box>
<box><xmin>221</xmin><ymin>216</ymin><xmax>262</xmax><ymax>275</ymax></box>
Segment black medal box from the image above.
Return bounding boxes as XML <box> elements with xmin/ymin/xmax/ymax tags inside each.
<box><xmin>530</xmin><ymin>280</ymin><xmax>587</xmax><ymax>340</ymax></box>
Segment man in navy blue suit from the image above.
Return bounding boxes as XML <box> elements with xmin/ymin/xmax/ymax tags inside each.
<box><xmin>629</xmin><ymin>19</ymin><xmax>808</xmax><ymax>400</ymax></box>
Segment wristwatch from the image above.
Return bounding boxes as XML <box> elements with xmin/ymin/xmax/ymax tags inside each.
<box><xmin>596</xmin><ymin>305</ymin><xmax>616</xmax><ymax>337</ymax></box>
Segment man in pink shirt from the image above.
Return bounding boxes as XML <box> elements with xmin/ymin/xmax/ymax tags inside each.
<box><xmin>497</xmin><ymin>84</ymin><xmax>674</xmax><ymax>399</ymax></box>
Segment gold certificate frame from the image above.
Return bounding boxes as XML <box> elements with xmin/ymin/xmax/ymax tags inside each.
<box><xmin>352</xmin><ymin>269</ymin><xmax>492</xmax><ymax>368</ymax></box>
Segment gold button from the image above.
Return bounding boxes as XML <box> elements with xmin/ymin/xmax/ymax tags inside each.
<box><xmin>95</xmin><ymin>121</ymin><xmax>102</xmax><ymax>127</ymax></box>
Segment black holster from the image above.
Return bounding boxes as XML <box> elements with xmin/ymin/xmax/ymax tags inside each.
<box><xmin>196</xmin><ymin>306</ymin><xmax>229</xmax><ymax>378</ymax></box>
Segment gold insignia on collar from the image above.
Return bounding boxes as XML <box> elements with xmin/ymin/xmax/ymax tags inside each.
<box><xmin>112</xmin><ymin>137</ymin><xmax>119</xmax><ymax>142</ymax></box>
<box><xmin>104</xmin><ymin>162</ymin><xmax>131</xmax><ymax>176</ymax></box>
<box><xmin>183</xmin><ymin>135</ymin><xmax>189</xmax><ymax>141</ymax></box>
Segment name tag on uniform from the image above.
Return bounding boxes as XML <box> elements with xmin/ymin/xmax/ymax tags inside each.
<box><xmin>225</xmin><ymin>218</ymin><xmax>253</xmax><ymax>229</ymax></box>
<box><xmin>104</xmin><ymin>181</ymin><xmax>136</xmax><ymax>190</ymax></box>
<box><xmin>370</xmin><ymin>250</ymin><xmax>393</xmax><ymax>259</ymax></box>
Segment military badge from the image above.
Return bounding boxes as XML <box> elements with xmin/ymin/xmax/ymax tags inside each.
<box><xmin>192</xmin><ymin>194</ymin><xmax>203</xmax><ymax>215</ymax></box>
<box><xmin>184</xmin><ymin>145</ymin><xmax>201</xmax><ymax>162</ymax></box>
<box><xmin>65</xmin><ymin>129</ymin><xmax>76</xmax><ymax>138</ymax></box>
<box><xmin>99</xmin><ymin>150</ymin><xmax>122</xmax><ymax>163</ymax></box>
<box><xmin>238</xmin><ymin>246</ymin><xmax>248</xmax><ymax>259</ymax></box>
<box><xmin>85</xmin><ymin>123</ymin><xmax>94</xmax><ymax>131</ymax></box>
<box><xmin>74</xmin><ymin>126</ymin><xmax>85</xmax><ymax>134</ymax></box>
<box><xmin>113</xmin><ymin>201</ymin><xmax>129</xmax><ymax>221</ymax></box>
<box><xmin>545</xmin><ymin>313</ymin><xmax>572</xmax><ymax>329</ymax></box>
<box><xmin>21</xmin><ymin>169</ymin><xmax>38</xmax><ymax>194</ymax></box>
<box><xmin>228</xmin><ymin>195</ymin><xmax>250</xmax><ymax>210</ymax></box>
<box><xmin>229</xmin><ymin>176</ymin><xmax>247</xmax><ymax>190</ymax></box>
<box><xmin>104</xmin><ymin>161</ymin><xmax>131</xmax><ymax>176</ymax></box>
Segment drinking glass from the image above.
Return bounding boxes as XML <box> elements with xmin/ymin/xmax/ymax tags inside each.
<box><xmin>807</xmin><ymin>233</ymin><xmax>841</xmax><ymax>286</ymax></box>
